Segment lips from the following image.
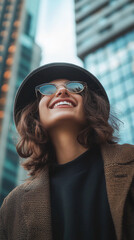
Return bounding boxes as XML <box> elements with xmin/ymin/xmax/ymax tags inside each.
<box><xmin>49</xmin><ymin>99</ymin><xmax>76</xmax><ymax>109</ymax></box>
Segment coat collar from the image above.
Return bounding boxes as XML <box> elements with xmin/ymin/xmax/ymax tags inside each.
<box><xmin>21</xmin><ymin>143</ymin><xmax>134</xmax><ymax>240</ymax></box>
<box><xmin>101</xmin><ymin>143</ymin><xmax>134</xmax><ymax>240</ymax></box>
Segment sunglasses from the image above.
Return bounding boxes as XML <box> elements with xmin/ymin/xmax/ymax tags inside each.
<box><xmin>35</xmin><ymin>81</ymin><xmax>87</xmax><ymax>97</ymax></box>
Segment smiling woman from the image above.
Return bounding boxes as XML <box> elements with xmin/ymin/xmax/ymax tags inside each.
<box><xmin>15</xmin><ymin>76</ymin><xmax>116</xmax><ymax>172</ymax></box>
<box><xmin>0</xmin><ymin>62</ymin><xmax>134</xmax><ymax>240</ymax></box>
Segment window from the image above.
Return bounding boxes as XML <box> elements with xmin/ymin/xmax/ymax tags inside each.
<box><xmin>99</xmin><ymin>24</ymin><xmax>112</xmax><ymax>34</ymax></box>
<box><xmin>127</xmin><ymin>94</ymin><xmax>134</xmax><ymax>108</ymax></box>
<box><xmin>121</xmin><ymin>63</ymin><xmax>131</xmax><ymax>77</ymax></box>
<box><xmin>24</xmin><ymin>13</ymin><xmax>32</xmax><ymax>36</ymax></box>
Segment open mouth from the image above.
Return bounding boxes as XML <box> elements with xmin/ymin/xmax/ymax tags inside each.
<box><xmin>50</xmin><ymin>100</ymin><xmax>76</xmax><ymax>109</ymax></box>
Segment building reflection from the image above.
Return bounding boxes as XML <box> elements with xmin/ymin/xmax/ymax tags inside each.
<box><xmin>74</xmin><ymin>0</ymin><xmax>134</xmax><ymax>144</ymax></box>
<box><xmin>0</xmin><ymin>0</ymin><xmax>41</xmax><ymax>206</ymax></box>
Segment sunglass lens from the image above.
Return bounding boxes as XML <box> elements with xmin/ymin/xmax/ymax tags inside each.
<box><xmin>39</xmin><ymin>85</ymin><xmax>57</xmax><ymax>95</ymax></box>
<box><xmin>67</xmin><ymin>82</ymin><xmax>84</xmax><ymax>93</ymax></box>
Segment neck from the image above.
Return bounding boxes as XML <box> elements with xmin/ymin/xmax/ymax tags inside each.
<box><xmin>49</xmin><ymin>124</ymin><xmax>89</xmax><ymax>165</ymax></box>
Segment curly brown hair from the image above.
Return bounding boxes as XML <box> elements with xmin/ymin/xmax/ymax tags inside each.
<box><xmin>15</xmin><ymin>87</ymin><xmax>119</xmax><ymax>179</ymax></box>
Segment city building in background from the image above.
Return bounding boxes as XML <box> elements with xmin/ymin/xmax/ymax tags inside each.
<box><xmin>0</xmin><ymin>0</ymin><xmax>41</xmax><ymax>205</ymax></box>
<box><xmin>74</xmin><ymin>0</ymin><xmax>134</xmax><ymax>144</ymax></box>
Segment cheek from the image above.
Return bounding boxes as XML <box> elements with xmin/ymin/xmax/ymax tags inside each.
<box><xmin>77</xmin><ymin>96</ymin><xmax>85</xmax><ymax>112</ymax></box>
<box><xmin>76</xmin><ymin>96</ymin><xmax>86</xmax><ymax>120</ymax></box>
<box><xmin>39</xmin><ymin>95</ymin><xmax>50</xmax><ymax>109</ymax></box>
<box><xmin>38</xmin><ymin>98</ymin><xmax>49</xmax><ymax>120</ymax></box>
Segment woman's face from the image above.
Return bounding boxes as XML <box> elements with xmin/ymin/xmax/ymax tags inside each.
<box><xmin>38</xmin><ymin>79</ymin><xmax>87</xmax><ymax>130</ymax></box>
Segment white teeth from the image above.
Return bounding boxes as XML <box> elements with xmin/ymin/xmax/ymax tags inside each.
<box><xmin>54</xmin><ymin>101</ymin><xmax>73</xmax><ymax>108</ymax></box>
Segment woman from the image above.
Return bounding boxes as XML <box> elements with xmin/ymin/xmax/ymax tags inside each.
<box><xmin>0</xmin><ymin>63</ymin><xmax>134</xmax><ymax>240</ymax></box>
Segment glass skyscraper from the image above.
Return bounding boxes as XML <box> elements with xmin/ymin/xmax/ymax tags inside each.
<box><xmin>0</xmin><ymin>0</ymin><xmax>41</xmax><ymax>205</ymax></box>
<box><xmin>74</xmin><ymin>0</ymin><xmax>134</xmax><ymax>144</ymax></box>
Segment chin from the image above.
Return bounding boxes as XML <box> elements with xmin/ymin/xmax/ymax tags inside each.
<box><xmin>43</xmin><ymin>116</ymin><xmax>86</xmax><ymax>130</ymax></box>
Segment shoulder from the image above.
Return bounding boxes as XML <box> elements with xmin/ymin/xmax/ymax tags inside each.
<box><xmin>0</xmin><ymin>180</ymin><xmax>31</xmax><ymax>213</ymax></box>
<box><xmin>101</xmin><ymin>143</ymin><xmax>134</xmax><ymax>165</ymax></box>
<box><xmin>0</xmin><ymin>169</ymin><xmax>47</xmax><ymax>212</ymax></box>
<box><xmin>0</xmin><ymin>179</ymin><xmax>37</xmax><ymax>238</ymax></box>
<box><xmin>108</xmin><ymin>143</ymin><xmax>134</xmax><ymax>154</ymax></box>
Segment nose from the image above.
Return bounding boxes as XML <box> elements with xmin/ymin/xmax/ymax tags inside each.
<box><xmin>55</xmin><ymin>86</ymin><xmax>70</xmax><ymax>97</ymax></box>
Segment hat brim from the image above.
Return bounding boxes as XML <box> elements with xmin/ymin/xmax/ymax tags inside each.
<box><xmin>14</xmin><ymin>62</ymin><xmax>109</xmax><ymax>126</ymax></box>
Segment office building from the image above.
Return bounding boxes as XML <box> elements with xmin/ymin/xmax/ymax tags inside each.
<box><xmin>0</xmin><ymin>0</ymin><xmax>41</xmax><ymax>205</ymax></box>
<box><xmin>74</xmin><ymin>0</ymin><xmax>134</xmax><ymax>144</ymax></box>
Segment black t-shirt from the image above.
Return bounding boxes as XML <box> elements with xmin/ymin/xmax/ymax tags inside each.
<box><xmin>49</xmin><ymin>146</ymin><xmax>117</xmax><ymax>240</ymax></box>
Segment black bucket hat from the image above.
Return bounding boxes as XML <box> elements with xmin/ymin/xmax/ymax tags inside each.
<box><xmin>14</xmin><ymin>62</ymin><xmax>109</xmax><ymax>126</ymax></box>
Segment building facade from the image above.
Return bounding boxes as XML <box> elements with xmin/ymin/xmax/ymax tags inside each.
<box><xmin>74</xmin><ymin>0</ymin><xmax>134</xmax><ymax>144</ymax></box>
<box><xmin>0</xmin><ymin>0</ymin><xmax>41</xmax><ymax>205</ymax></box>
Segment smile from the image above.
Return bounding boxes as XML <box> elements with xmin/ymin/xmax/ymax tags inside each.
<box><xmin>53</xmin><ymin>101</ymin><xmax>74</xmax><ymax>108</ymax></box>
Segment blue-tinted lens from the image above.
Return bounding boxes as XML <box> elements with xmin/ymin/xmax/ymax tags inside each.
<box><xmin>39</xmin><ymin>84</ymin><xmax>57</xmax><ymax>95</ymax></box>
<box><xmin>67</xmin><ymin>82</ymin><xmax>84</xmax><ymax>93</ymax></box>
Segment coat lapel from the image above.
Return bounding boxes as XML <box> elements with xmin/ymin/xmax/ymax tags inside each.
<box><xmin>101</xmin><ymin>143</ymin><xmax>134</xmax><ymax>240</ymax></box>
<box><xmin>21</xmin><ymin>167</ymin><xmax>52</xmax><ymax>240</ymax></box>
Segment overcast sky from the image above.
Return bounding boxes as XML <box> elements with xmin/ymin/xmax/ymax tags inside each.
<box><xmin>36</xmin><ymin>0</ymin><xmax>83</xmax><ymax>66</ymax></box>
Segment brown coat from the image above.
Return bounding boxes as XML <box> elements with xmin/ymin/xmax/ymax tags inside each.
<box><xmin>0</xmin><ymin>143</ymin><xmax>134</xmax><ymax>240</ymax></box>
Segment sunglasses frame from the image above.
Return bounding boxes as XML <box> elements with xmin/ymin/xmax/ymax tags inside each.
<box><xmin>35</xmin><ymin>81</ymin><xmax>88</xmax><ymax>97</ymax></box>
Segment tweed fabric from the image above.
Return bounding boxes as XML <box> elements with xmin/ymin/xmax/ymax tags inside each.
<box><xmin>0</xmin><ymin>143</ymin><xmax>134</xmax><ymax>240</ymax></box>
<box><xmin>102</xmin><ymin>143</ymin><xmax>134</xmax><ymax>240</ymax></box>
